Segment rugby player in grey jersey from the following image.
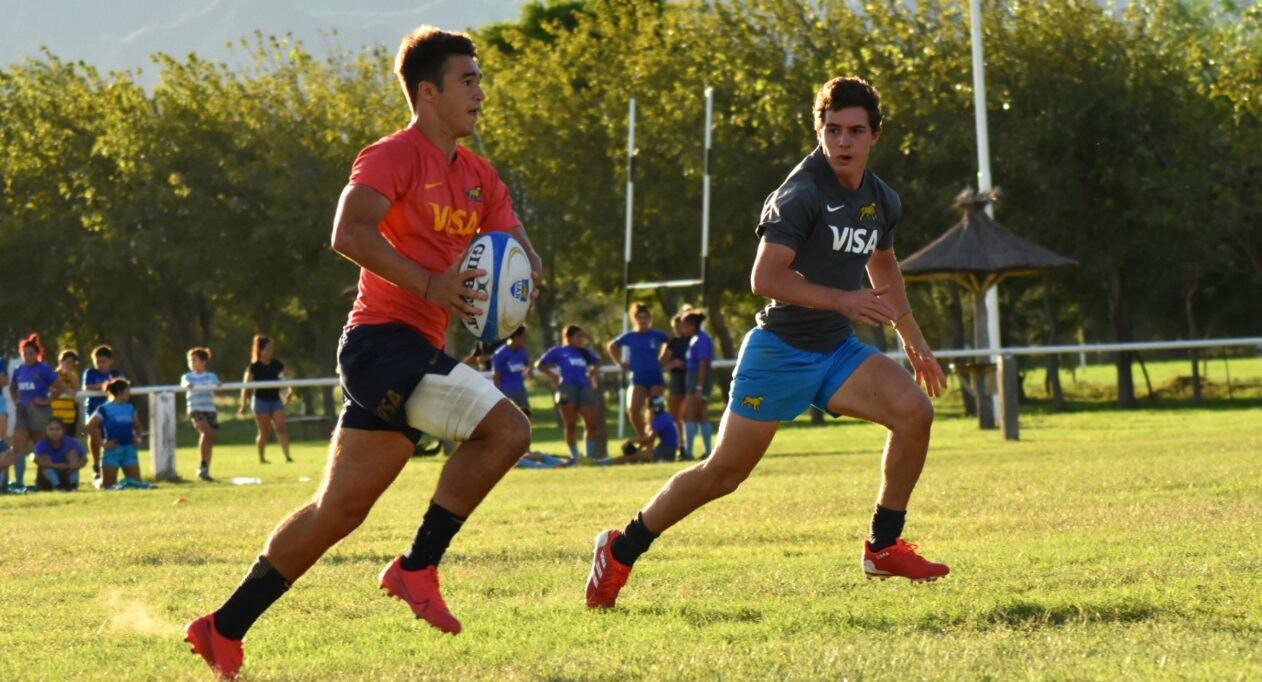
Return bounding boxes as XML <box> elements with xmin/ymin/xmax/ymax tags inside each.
<box><xmin>587</xmin><ymin>77</ymin><xmax>951</xmax><ymax>609</ymax></box>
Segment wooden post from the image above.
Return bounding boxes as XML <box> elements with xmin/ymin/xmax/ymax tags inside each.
<box><xmin>999</xmin><ymin>353</ymin><xmax>1020</xmax><ymax>441</ymax></box>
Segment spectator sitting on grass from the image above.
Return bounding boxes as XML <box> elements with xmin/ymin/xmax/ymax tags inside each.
<box><xmin>181</xmin><ymin>347</ymin><xmax>221</xmax><ymax>482</ymax></box>
<box><xmin>33</xmin><ymin>417</ymin><xmax>86</xmax><ymax>491</ymax></box>
<box><xmin>598</xmin><ymin>396</ymin><xmax>679</xmax><ymax>466</ymax></box>
<box><xmin>87</xmin><ymin>378</ymin><xmax>153</xmax><ymax>490</ymax></box>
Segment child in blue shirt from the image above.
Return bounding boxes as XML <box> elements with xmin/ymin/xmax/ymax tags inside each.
<box><xmin>536</xmin><ymin>324</ymin><xmax>604</xmax><ymax>462</ymax></box>
<box><xmin>605</xmin><ymin>302</ymin><xmax>669</xmax><ymax>439</ymax></box>
<box><xmin>87</xmin><ymin>378</ymin><xmax>153</xmax><ymax>490</ymax></box>
<box><xmin>33</xmin><ymin>417</ymin><xmax>86</xmax><ymax>491</ymax></box>
<box><xmin>182</xmin><ymin>347</ymin><xmax>222</xmax><ymax>482</ymax></box>
<box><xmin>682</xmin><ymin>311</ymin><xmax>715</xmax><ymax>460</ymax></box>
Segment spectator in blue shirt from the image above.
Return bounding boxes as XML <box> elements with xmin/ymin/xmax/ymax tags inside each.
<box><xmin>182</xmin><ymin>347</ymin><xmax>222</xmax><ymax>482</ymax></box>
<box><xmin>606</xmin><ymin>302</ymin><xmax>669</xmax><ymax>439</ymax></box>
<box><xmin>5</xmin><ymin>334</ymin><xmax>66</xmax><ymax>492</ymax></box>
<box><xmin>492</xmin><ymin>326</ymin><xmax>532</xmax><ymax>418</ymax></box>
<box><xmin>32</xmin><ymin>417</ymin><xmax>86</xmax><ymax>491</ymax></box>
<box><xmin>536</xmin><ymin>324</ymin><xmax>603</xmax><ymax>462</ymax></box>
<box><xmin>87</xmin><ymin>378</ymin><xmax>152</xmax><ymax>490</ymax></box>
<box><xmin>682</xmin><ymin>311</ymin><xmax>715</xmax><ymax>460</ymax></box>
<box><xmin>82</xmin><ymin>345</ymin><xmax>124</xmax><ymax>475</ymax></box>
<box><xmin>599</xmin><ymin>396</ymin><xmax>680</xmax><ymax>465</ymax></box>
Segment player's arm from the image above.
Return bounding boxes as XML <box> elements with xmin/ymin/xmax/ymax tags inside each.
<box><xmin>866</xmin><ymin>247</ymin><xmax>947</xmax><ymax>397</ymax></box>
<box><xmin>237</xmin><ymin>368</ymin><xmax>253</xmax><ymax>417</ymax></box>
<box><xmin>86</xmin><ymin>414</ymin><xmax>103</xmax><ymax>461</ymax></box>
<box><xmin>751</xmin><ymin>241</ymin><xmax>897</xmax><ymax>326</ymax></box>
<box><xmin>0</xmin><ymin>370</ymin><xmax>8</xmax><ymax>390</ymax></box>
<box><xmin>533</xmin><ymin>358</ymin><xmax>560</xmax><ymax>387</ymax></box>
<box><xmin>331</xmin><ymin>184</ymin><xmax>484</xmax><ymax>318</ymax></box>
<box><xmin>605</xmin><ymin>340</ymin><xmax>627</xmax><ymax>371</ymax></box>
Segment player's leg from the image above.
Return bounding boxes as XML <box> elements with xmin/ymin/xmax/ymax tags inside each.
<box><xmin>100</xmin><ymin>465</ymin><xmax>119</xmax><ymax>488</ymax></box>
<box><xmin>429</xmin><ymin>400</ymin><xmax>530</xmax><ymax>516</ymax></box>
<box><xmin>253</xmin><ymin>412</ymin><xmax>273</xmax><ymax>464</ymax></box>
<box><xmin>587</xmin><ymin>409</ymin><xmax>778</xmax><ymax>608</ymax></box>
<box><xmin>213</xmin><ymin>428</ymin><xmax>412</xmax><ymax>636</ymax></box>
<box><xmin>823</xmin><ymin>352</ymin><xmax>947</xmax><ymax>581</ymax></box>
<box><xmin>271</xmin><ymin>409</ymin><xmax>293</xmax><ymax>462</ymax></box>
<box><xmin>627</xmin><ymin>384</ymin><xmax>648</xmax><ymax>437</ymax></box>
<box><xmin>557</xmin><ymin>401</ymin><xmax>580</xmax><ymax>460</ymax></box>
<box><xmin>578</xmin><ymin>399</ymin><xmax>602</xmax><ymax>460</ymax></box>
<box><xmin>193</xmin><ymin>418</ymin><xmax>215</xmax><ymax>480</ymax></box>
<box><xmin>669</xmin><ymin>392</ymin><xmax>686</xmax><ymax>459</ymax></box>
<box><xmin>696</xmin><ymin>376</ymin><xmax>714</xmax><ymax>458</ymax></box>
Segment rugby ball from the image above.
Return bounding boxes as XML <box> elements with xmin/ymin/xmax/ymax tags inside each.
<box><xmin>458</xmin><ymin>232</ymin><xmax>532</xmax><ymax>342</ymax></box>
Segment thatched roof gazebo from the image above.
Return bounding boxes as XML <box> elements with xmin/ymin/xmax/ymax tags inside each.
<box><xmin>899</xmin><ymin>188</ymin><xmax>1076</xmax><ymax>437</ymax></box>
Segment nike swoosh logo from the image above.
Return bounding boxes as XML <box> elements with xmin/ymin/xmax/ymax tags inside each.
<box><xmin>826</xmin><ymin>204</ymin><xmax>844</xmax><ymax>212</ymax></box>
<box><xmin>425</xmin><ymin>182</ymin><xmax>443</xmax><ymax>189</ymax></box>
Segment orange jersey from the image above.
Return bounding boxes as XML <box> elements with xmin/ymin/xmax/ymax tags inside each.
<box><xmin>346</xmin><ymin>126</ymin><xmax>521</xmax><ymax>347</ymax></box>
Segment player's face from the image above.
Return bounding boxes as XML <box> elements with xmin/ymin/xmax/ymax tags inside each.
<box><xmin>46</xmin><ymin>420</ymin><xmax>64</xmax><ymax>442</ymax></box>
<box><xmin>635</xmin><ymin>311</ymin><xmax>651</xmax><ymax>329</ymax></box>
<box><xmin>817</xmin><ymin>107</ymin><xmax>880</xmax><ymax>183</ymax></box>
<box><xmin>95</xmin><ymin>355</ymin><xmax>111</xmax><ymax>370</ymax></box>
<box><xmin>435</xmin><ymin>55</ymin><xmax>485</xmax><ymax>138</ymax></box>
<box><xmin>22</xmin><ymin>346</ymin><xmax>37</xmax><ymax>364</ymax></box>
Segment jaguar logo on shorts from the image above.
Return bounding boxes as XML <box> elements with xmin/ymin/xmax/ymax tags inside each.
<box><xmin>376</xmin><ymin>390</ymin><xmax>402</xmax><ymax>423</ymax></box>
<box><xmin>741</xmin><ymin>395</ymin><xmax>764</xmax><ymax>410</ymax></box>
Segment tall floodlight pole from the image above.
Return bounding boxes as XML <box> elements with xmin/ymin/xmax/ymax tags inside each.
<box><xmin>700</xmin><ymin>87</ymin><xmax>713</xmax><ymax>304</ymax></box>
<box><xmin>619</xmin><ymin>98</ymin><xmax>637</xmax><ymax>438</ymax></box>
<box><xmin>969</xmin><ymin>0</ymin><xmax>1002</xmax><ymax>419</ymax></box>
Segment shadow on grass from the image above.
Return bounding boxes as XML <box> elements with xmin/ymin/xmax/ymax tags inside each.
<box><xmin>980</xmin><ymin>598</ymin><xmax>1160</xmax><ymax>627</ymax></box>
<box><xmin>634</xmin><ymin>603</ymin><xmax>765</xmax><ymax>626</ymax></box>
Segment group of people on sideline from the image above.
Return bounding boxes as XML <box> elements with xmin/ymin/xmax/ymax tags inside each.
<box><xmin>0</xmin><ymin>333</ymin><xmax>293</xmax><ymax>494</ymax></box>
<box><xmin>473</xmin><ymin>303</ymin><xmax>717</xmax><ymax>469</ymax></box>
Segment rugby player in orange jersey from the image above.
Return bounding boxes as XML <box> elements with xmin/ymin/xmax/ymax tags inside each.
<box><xmin>186</xmin><ymin>26</ymin><xmax>543</xmax><ymax>678</ymax></box>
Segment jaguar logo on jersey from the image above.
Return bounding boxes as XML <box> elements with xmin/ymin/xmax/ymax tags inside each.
<box><xmin>466</xmin><ymin>185</ymin><xmax>483</xmax><ymax>202</ymax></box>
<box><xmin>859</xmin><ymin>203</ymin><xmax>878</xmax><ymax>222</ymax></box>
<box><xmin>741</xmin><ymin>395</ymin><xmax>764</xmax><ymax>411</ymax></box>
<box><xmin>827</xmin><ymin>224</ymin><xmax>880</xmax><ymax>255</ymax></box>
<box><xmin>430</xmin><ymin>203</ymin><xmax>481</xmax><ymax>236</ymax></box>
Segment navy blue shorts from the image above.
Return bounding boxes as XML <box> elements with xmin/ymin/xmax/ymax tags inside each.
<box><xmin>337</xmin><ymin>323</ymin><xmax>458</xmax><ymax>445</ymax></box>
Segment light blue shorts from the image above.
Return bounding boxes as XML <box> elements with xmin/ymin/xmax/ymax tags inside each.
<box><xmin>102</xmin><ymin>444</ymin><xmax>139</xmax><ymax>470</ymax></box>
<box><xmin>728</xmin><ymin>328</ymin><xmax>879</xmax><ymax>422</ymax></box>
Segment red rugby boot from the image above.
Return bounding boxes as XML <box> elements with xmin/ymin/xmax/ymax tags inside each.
<box><xmin>586</xmin><ymin>529</ymin><xmax>633</xmax><ymax>609</ymax></box>
<box><xmin>185</xmin><ymin>613</ymin><xmax>244</xmax><ymax>680</ymax></box>
<box><xmin>379</xmin><ymin>556</ymin><xmax>462</xmax><ymax>634</ymax></box>
<box><xmin>863</xmin><ymin>538</ymin><xmax>950</xmax><ymax>582</ymax></box>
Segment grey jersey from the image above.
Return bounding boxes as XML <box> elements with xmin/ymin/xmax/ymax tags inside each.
<box><xmin>754</xmin><ymin>147</ymin><xmax>901</xmax><ymax>353</ymax></box>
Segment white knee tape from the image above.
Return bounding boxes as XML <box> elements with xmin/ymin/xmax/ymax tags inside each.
<box><xmin>405</xmin><ymin>363</ymin><xmax>504</xmax><ymax>443</ymax></box>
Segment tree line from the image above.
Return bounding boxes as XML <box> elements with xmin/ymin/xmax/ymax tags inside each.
<box><xmin>1</xmin><ymin>0</ymin><xmax>1258</xmax><ymax>409</ymax></box>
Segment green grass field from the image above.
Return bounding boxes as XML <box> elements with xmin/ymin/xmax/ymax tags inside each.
<box><xmin>2</xmin><ymin>376</ymin><xmax>1260</xmax><ymax>680</ymax></box>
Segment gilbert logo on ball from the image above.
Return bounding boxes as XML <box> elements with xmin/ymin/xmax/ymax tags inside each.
<box><xmin>459</xmin><ymin>232</ymin><xmax>532</xmax><ymax>342</ymax></box>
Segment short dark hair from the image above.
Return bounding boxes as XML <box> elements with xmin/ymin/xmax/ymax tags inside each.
<box><xmin>511</xmin><ymin>325</ymin><xmax>528</xmax><ymax>339</ymax></box>
<box><xmin>563</xmin><ymin>324</ymin><xmax>583</xmax><ymax>340</ymax></box>
<box><xmin>814</xmin><ymin>77</ymin><xmax>883</xmax><ymax>132</ymax></box>
<box><xmin>59</xmin><ymin>350</ymin><xmax>79</xmax><ymax>363</ymax></box>
<box><xmin>188</xmin><ymin>347</ymin><xmax>212</xmax><ymax>362</ymax></box>
<box><xmin>630</xmin><ymin>302</ymin><xmax>651</xmax><ymax>317</ymax></box>
<box><xmin>92</xmin><ymin>344</ymin><xmax>113</xmax><ymax>358</ymax></box>
<box><xmin>395</xmin><ymin>26</ymin><xmax>477</xmax><ymax>110</ymax></box>
<box><xmin>683</xmin><ymin>311</ymin><xmax>707</xmax><ymax>327</ymax></box>
<box><xmin>47</xmin><ymin>417</ymin><xmax>68</xmax><ymax>430</ymax></box>
<box><xmin>105</xmin><ymin>377</ymin><xmax>131</xmax><ymax>397</ymax></box>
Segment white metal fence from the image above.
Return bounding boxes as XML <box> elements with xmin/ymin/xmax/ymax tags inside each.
<box><xmin>7</xmin><ymin>337</ymin><xmax>1258</xmax><ymax>479</ymax></box>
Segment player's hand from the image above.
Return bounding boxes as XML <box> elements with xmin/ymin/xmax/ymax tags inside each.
<box><xmin>836</xmin><ymin>286</ymin><xmax>897</xmax><ymax>327</ymax></box>
<box><xmin>427</xmin><ymin>260</ymin><xmax>486</xmax><ymax>321</ymax></box>
<box><xmin>906</xmin><ymin>344</ymin><xmax>949</xmax><ymax>398</ymax></box>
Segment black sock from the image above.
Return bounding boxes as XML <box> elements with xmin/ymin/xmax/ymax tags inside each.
<box><xmin>213</xmin><ymin>556</ymin><xmax>291</xmax><ymax>640</ymax></box>
<box><xmin>611</xmin><ymin>513</ymin><xmax>658</xmax><ymax>566</ymax></box>
<box><xmin>400</xmin><ymin>502</ymin><xmax>467</xmax><ymax>571</ymax></box>
<box><xmin>868</xmin><ymin>505</ymin><xmax>906</xmax><ymax>551</ymax></box>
